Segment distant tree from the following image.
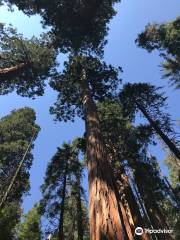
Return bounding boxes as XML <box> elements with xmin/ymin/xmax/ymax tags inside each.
<box><xmin>40</xmin><ymin>141</ymin><xmax>88</xmax><ymax>240</ymax></box>
<box><xmin>119</xmin><ymin>83</ymin><xmax>180</xmax><ymax>162</ymax></box>
<box><xmin>17</xmin><ymin>205</ymin><xmax>42</xmax><ymax>240</ymax></box>
<box><xmin>0</xmin><ymin>23</ymin><xmax>57</xmax><ymax>97</ymax></box>
<box><xmin>136</xmin><ymin>17</ymin><xmax>180</xmax><ymax>89</ymax></box>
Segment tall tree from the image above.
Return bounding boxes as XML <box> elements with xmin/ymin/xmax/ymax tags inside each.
<box><xmin>17</xmin><ymin>205</ymin><xmax>42</xmax><ymax>240</ymax></box>
<box><xmin>97</xmin><ymin>100</ymin><xmax>153</xmax><ymax>240</ymax></box>
<box><xmin>0</xmin><ymin>107</ymin><xmax>40</xmax><ymax>206</ymax></box>
<box><xmin>97</xmin><ymin>100</ymin><xmax>178</xmax><ymax>239</ymax></box>
<box><xmin>0</xmin><ymin>107</ymin><xmax>40</xmax><ymax>238</ymax></box>
<box><xmin>40</xmin><ymin>141</ymin><xmax>88</xmax><ymax>240</ymax></box>
<box><xmin>136</xmin><ymin>16</ymin><xmax>180</xmax><ymax>89</ymax></box>
<box><xmin>40</xmin><ymin>144</ymin><xmax>71</xmax><ymax>239</ymax></box>
<box><xmin>119</xmin><ymin>83</ymin><xmax>180</xmax><ymax>162</ymax></box>
<box><xmin>70</xmin><ymin>138</ymin><xmax>89</xmax><ymax>240</ymax></box>
<box><xmin>50</xmin><ymin>55</ymin><xmax>125</xmax><ymax>239</ymax></box>
<box><xmin>132</xmin><ymin>155</ymin><xmax>175</xmax><ymax>240</ymax></box>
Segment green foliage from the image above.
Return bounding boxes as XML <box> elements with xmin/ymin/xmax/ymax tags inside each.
<box><xmin>39</xmin><ymin>141</ymin><xmax>89</xmax><ymax>239</ymax></box>
<box><xmin>0</xmin><ymin>23</ymin><xmax>57</xmax><ymax>97</ymax></box>
<box><xmin>50</xmin><ymin>55</ymin><xmax>121</xmax><ymax>121</ymax></box>
<box><xmin>3</xmin><ymin>0</ymin><xmax>121</xmax><ymax>54</ymax></box>
<box><xmin>17</xmin><ymin>206</ymin><xmax>42</xmax><ymax>240</ymax></box>
<box><xmin>0</xmin><ymin>202</ymin><xmax>21</xmax><ymax>240</ymax></box>
<box><xmin>0</xmin><ymin>107</ymin><xmax>40</xmax><ymax>204</ymax></box>
<box><xmin>98</xmin><ymin>100</ymin><xmax>153</xmax><ymax>164</ymax></box>
<box><xmin>136</xmin><ymin>17</ymin><xmax>180</xmax><ymax>88</ymax></box>
<box><xmin>133</xmin><ymin>155</ymin><xmax>168</xmax><ymax>202</ymax></box>
<box><xmin>119</xmin><ymin>83</ymin><xmax>178</xmax><ymax>142</ymax></box>
<box><xmin>62</xmin><ymin>197</ymin><xmax>89</xmax><ymax>240</ymax></box>
<box><xmin>98</xmin><ymin>100</ymin><xmax>179</xmax><ymax>234</ymax></box>
<box><xmin>165</xmin><ymin>154</ymin><xmax>180</xmax><ymax>188</ymax></box>
<box><xmin>159</xmin><ymin>199</ymin><xmax>180</xmax><ymax>239</ymax></box>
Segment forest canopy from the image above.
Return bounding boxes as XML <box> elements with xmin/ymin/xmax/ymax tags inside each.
<box><xmin>0</xmin><ymin>1</ymin><xmax>179</xmax><ymax>240</ymax></box>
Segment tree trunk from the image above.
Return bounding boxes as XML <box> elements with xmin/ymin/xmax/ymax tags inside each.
<box><xmin>0</xmin><ymin>63</ymin><xmax>29</xmax><ymax>81</ymax></box>
<box><xmin>135</xmin><ymin>175</ymin><xmax>174</xmax><ymax>240</ymax></box>
<box><xmin>119</xmin><ymin>200</ymin><xmax>134</xmax><ymax>240</ymax></box>
<box><xmin>119</xmin><ymin>174</ymin><xmax>150</xmax><ymax>240</ymax></box>
<box><xmin>135</xmin><ymin>100</ymin><xmax>180</xmax><ymax>162</ymax></box>
<box><xmin>143</xmin><ymin>196</ymin><xmax>174</xmax><ymax>240</ymax></box>
<box><xmin>58</xmin><ymin>164</ymin><xmax>68</xmax><ymax>240</ymax></box>
<box><xmin>82</xmin><ymin>78</ymin><xmax>126</xmax><ymax>240</ymax></box>
<box><xmin>76</xmin><ymin>171</ymin><xmax>84</xmax><ymax>240</ymax></box>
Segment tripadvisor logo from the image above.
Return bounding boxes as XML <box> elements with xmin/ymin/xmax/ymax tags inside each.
<box><xmin>135</xmin><ymin>227</ymin><xmax>144</xmax><ymax>236</ymax></box>
<box><xmin>135</xmin><ymin>227</ymin><xmax>174</xmax><ymax>236</ymax></box>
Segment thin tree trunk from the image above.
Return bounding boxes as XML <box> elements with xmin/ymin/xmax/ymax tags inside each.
<box><xmin>135</xmin><ymin>175</ymin><xmax>174</xmax><ymax>240</ymax></box>
<box><xmin>119</xmin><ymin>200</ymin><xmax>134</xmax><ymax>240</ymax></box>
<box><xmin>135</xmin><ymin>100</ymin><xmax>180</xmax><ymax>162</ymax></box>
<box><xmin>76</xmin><ymin>171</ymin><xmax>84</xmax><ymax>240</ymax></box>
<box><xmin>0</xmin><ymin>63</ymin><xmax>29</xmax><ymax>81</ymax></box>
<box><xmin>82</xmin><ymin>77</ymin><xmax>126</xmax><ymax>240</ymax></box>
<box><xmin>119</xmin><ymin>174</ymin><xmax>150</xmax><ymax>240</ymax></box>
<box><xmin>164</xmin><ymin>176</ymin><xmax>180</xmax><ymax>208</ymax></box>
<box><xmin>58</xmin><ymin>164</ymin><xmax>68</xmax><ymax>240</ymax></box>
<box><xmin>143</xmin><ymin>196</ymin><xmax>174</xmax><ymax>240</ymax></box>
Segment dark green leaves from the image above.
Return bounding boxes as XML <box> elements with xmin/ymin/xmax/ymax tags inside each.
<box><xmin>0</xmin><ymin>24</ymin><xmax>57</xmax><ymax>97</ymax></box>
<box><xmin>136</xmin><ymin>17</ymin><xmax>180</xmax><ymax>89</ymax></box>
<box><xmin>40</xmin><ymin>141</ymin><xmax>86</xmax><ymax>237</ymax></box>
<box><xmin>50</xmin><ymin>55</ymin><xmax>121</xmax><ymax>122</ymax></box>
<box><xmin>0</xmin><ymin>108</ymin><xmax>40</xmax><ymax>204</ymax></box>
<box><xmin>3</xmin><ymin>0</ymin><xmax>121</xmax><ymax>54</ymax></box>
<box><xmin>17</xmin><ymin>206</ymin><xmax>42</xmax><ymax>240</ymax></box>
<box><xmin>119</xmin><ymin>83</ymin><xmax>176</xmax><ymax>137</ymax></box>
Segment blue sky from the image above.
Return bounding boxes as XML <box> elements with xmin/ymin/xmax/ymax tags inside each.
<box><xmin>0</xmin><ymin>0</ymin><xmax>180</xmax><ymax>213</ymax></box>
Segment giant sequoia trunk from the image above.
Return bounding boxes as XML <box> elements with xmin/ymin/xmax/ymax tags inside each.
<box><xmin>58</xmin><ymin>164</ymin><xmax>68</xmax><ymax>240</ymax></box>
<box><xmin>82</xmin><ymin>79</ymin><xmax>126</xmax><ymax>240</ymax></box>
<box><xmin>135</xmin><ymin>100</ymin><xmax>180</xmax><ymax>162</ymax></box>
<box><xmin>0</xmin><ymin>63</ymin><xmax>29</xmax><ymax>81</ymax></box>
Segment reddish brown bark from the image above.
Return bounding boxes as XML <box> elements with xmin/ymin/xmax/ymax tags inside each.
<box><xmin>82</xmin><ymin>80</ymin><xmax>125</xmax><ymax>240</ymax></box>
<box><xmin>119</xmin><ymin>200</ymin><xmax>134</xmax><ymax>240</ymax></box>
